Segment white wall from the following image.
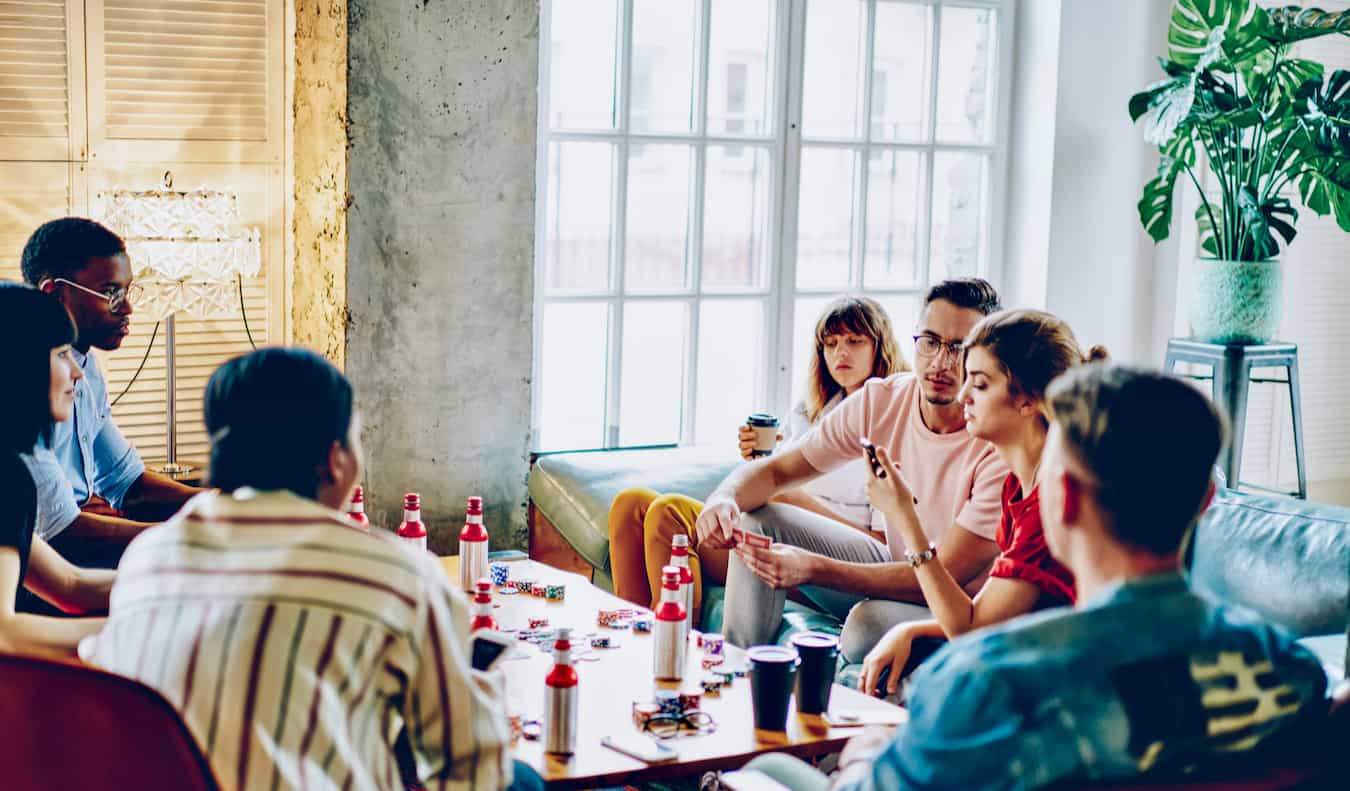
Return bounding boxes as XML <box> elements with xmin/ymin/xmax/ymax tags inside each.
<box><xmin>1005</xmin><ymin>0</ymin><xmax>1179</xmax><ymax>363</ymax></box>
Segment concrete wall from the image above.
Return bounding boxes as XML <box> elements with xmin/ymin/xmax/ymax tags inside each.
<box><xmin>346</xmin><ymin>0</ymin><xmax>538</xmax><ymax>551</ymax></box>
<box><xmin>291</xmin><ymin>0</ymin><xmax>349</xmax><ymax>367</ymax></box>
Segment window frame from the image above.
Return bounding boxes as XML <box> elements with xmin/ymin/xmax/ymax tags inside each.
<box><xmin>532</xmin><ymin>0</ymin><xmax>1014</xmax><ymax>452</ymax></box>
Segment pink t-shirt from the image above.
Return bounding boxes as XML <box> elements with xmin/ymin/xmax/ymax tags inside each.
<box><xmin>797</xmin><ymin>372</ymin><xmax>1007</xmax><ymax>553</ymax></box>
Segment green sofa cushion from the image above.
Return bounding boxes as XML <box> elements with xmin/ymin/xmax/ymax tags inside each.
<box><xmin>528</xmin><ymin>446</ymin><xmax>738</xmax><ymax>582</ymax></box>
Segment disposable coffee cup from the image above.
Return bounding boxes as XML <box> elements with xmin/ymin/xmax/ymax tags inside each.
<box><xmin>747</xmin><ymin>645</ymin><xmax>800</xmax><ymax>731</ymax></box>
<box><xmin>747</xmin><ymin>413</ymin><xmax>780</xmax><ymax>458</ymax></box>
<box><xmin>790</xmin><ymin>632</ymin><xmax>839</xmax><ymax>715</ymax></box>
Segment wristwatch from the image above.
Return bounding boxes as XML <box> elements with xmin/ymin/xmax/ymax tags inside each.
<box><xmin>904</xmin><ymin>544</ymin><xmax>937</xmax><ymax>568</ymax></box>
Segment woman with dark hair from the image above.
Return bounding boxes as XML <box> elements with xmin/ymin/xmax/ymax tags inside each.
<box><xmin>0</xmin><ymin>282</ymin><xmax>113</xmax><ymax>656</ymax></box>
<box><xmin>607</xmin><ymin>296</ymin><xmax>907</xmax><ymax>623</ymax></box>
<box><xmin>857</xmin><ymin>309</ymin><xmax>1107</xmax><ymax>696</ymax></box>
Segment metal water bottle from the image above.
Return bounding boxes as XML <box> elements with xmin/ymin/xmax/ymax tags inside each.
<box><xmin>653</xmin><ymin>566</ymin><xmax>688</xmax><ymax>680</ymax></box>
<box><xmin>346</xmin><ymin>486</ymin><xmax>370</xmax><ymax>531</ymax></box>
<box><xmin>469</xmin><ymin>578</ymin><xmax>497</xmax><ymax>631</ymax></box>
<box><xmin>543</xmin><ymin>627</ymin><xmax>579</xmax><ymax>754</ymax></box>
<box><xmin>669</xmin><ymin>534</ymin><xmax>695</xmax><ymax>625</ymax></box>
<box><xmin>458</xmin><ymin>496</ymin><xmax>490</xmax><ymax>592</ymax></box>
<box><xmin>396</xmin><ymin>492</ymin><xmax>427</xmax><ymax>551</ymax></box>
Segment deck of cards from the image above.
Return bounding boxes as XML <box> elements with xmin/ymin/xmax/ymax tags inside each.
<box><xmin>731</xmin><ymin>527</ymin><xmax>771</xmax><ymax>548</ymax></box>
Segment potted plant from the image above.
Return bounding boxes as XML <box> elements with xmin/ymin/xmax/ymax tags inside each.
<box><xmin>1130</xmin><ymin>1</ymin><xmax>1350</xmax><ymax>344</ymax></box>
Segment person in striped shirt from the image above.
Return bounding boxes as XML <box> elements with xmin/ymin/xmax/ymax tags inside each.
<box><xmin>88</xmin><ymin>347</ymin><xmax>536</xmax><ymax>791</ymax></box>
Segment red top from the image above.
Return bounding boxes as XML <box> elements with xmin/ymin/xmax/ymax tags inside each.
<box><xmin>989</xmin><ymin>473</ymin><xmax>1075</xmax><ymax>605</ymax></box>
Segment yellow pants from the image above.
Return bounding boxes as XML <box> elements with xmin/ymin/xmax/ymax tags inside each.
<box><xmin>606</xmin><ymin>487</ymin><xmax>730</xmax><ymax>627</ymax></box>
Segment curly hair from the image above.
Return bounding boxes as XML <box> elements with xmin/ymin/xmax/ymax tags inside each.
<box><xmin>20</xmin><ymin>217</ymin><xmax>126</xmax><ymax>285</ymax></box>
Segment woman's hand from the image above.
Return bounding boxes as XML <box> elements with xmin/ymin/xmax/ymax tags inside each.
<box><xmin>737</xmin><ymin>425</ymin><xmax>783</xmax><ymax>461</ymax></box>
<box><xmin>864</xmin><ymin>444</ymin><xmax>916</xmax><ymax>518</ymax></box>
<box><xmin>859</xmin><ymin>623</ymin><xmax>915</xmax><ymax>698</ymax></box>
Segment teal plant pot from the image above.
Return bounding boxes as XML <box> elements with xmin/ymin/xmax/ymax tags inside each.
<box><xmin>1189</xmin><ymin>258</ymin><xmax>1281</xmax><ymax>345</ymax></box>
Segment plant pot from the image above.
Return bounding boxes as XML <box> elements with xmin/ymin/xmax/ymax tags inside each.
<box><xmin>1189</xmin><ymin>258</ymin><xmax>1281</xmax><ymax>345</ymax></box>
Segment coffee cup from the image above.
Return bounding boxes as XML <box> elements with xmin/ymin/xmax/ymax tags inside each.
<box><xmin>790</xmin><ymin>632</ymin><xmax>839</xmax><ymax>715</ymax></box>
<box><xmin>747</xmin><ymin>645</ymin><xmax>800</xmax><ymax>731</ymax></box>
<box><xmin>746</xmin><ymin>413</ymin><xmax>780</xmax><ymax>458</ymax></box>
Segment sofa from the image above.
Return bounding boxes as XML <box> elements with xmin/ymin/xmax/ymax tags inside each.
<box><xmin>526</xmin><ymin>446</ymin><xmax>1349</xmax><ymax>684</ymax></box>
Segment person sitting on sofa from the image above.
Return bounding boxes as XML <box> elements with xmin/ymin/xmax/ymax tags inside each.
<box><xmin>695</xmin><ymin>278</ymin><xmax>1010</xmax><ymax>649</ymax></box>
<box><xmin>20</xmin><ymin>217</ymin><xmax>200</xmax><ymax>570</ymax></box>
<box><xmin>856</xmin><ymin>309</ymin><xmax>1107</xmax><ymax>692</ymax></box>
<box><xmin>607</xmin><ymin>296</ymin><xmax>905</xmax><ymax>623</ymax></box>
<box><xmin>742</xmin><ymin>364</ymin><xmax>1330</xmax><ymax>791</ymax></box>
<box><xmin>0</xmin><ymin>283</ymin><xmax>114</xmax><ymax>657</ymax></box>
<box><xmin>88</xmin><ymin>347</ymin><xmax>536</xmax><ymax>791</ymax></box>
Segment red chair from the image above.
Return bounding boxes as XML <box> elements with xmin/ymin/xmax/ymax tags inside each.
<box><xmin>0</xmin><ymin>651</ymin><xmax>219</xmax><ymax>790</ymax></box>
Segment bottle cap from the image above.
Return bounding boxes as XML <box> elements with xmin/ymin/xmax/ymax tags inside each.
<box><xmin>672</xmin><ymin>534</ymin><xmax>689</xmax><ymax>548</ymax></box>
<box><xmin>350</xmin><ymin>486</ymin><xmax>364</xmax><ymax>505</ymax></box>
<box><xmin>403</xmin><ymin>492</ymin><xmax>420</xmax><ymax>509</ymax></box>
<box><xmin>554</xmin><ymin>627</ymin><xmax>572</xmax><ymax>645</ymax></box>
<box><xmin>475</xmin><ymin>578</ymin><xmax>492</xmax><ymax>593</ymax></box>
<box><xmin>662</xmin><ymin>566</ymin><xmax>680</xmax><ymax>586</ymax></box>
<box><xmin>466</xmin><ymin>496</ymin><xmax>483</xmax><ymax>515</ymax></box>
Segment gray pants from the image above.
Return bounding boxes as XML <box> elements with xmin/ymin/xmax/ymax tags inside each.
<box><xmin>722</xmin><ymin>503</ymin><xmax>931</xmax><ymax>653</ymax></box>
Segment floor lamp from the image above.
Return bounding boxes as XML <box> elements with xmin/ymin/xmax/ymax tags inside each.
<box><xmin>101</xmin><ymin>173</ymin><xmax>261</xmax><ymax>475</ymax></box>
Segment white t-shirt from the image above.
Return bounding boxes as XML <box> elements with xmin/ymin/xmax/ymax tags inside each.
<box><xmin>783</xmin><ymin>393</ymin><xmax>879</xmax><ymax>531</ymax></box>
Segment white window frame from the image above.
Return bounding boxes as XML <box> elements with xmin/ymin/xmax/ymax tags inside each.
<box><xmin>533</xmin><ymin>0</ymin><xmax>1014</xmax><ymax>452</ymax></box>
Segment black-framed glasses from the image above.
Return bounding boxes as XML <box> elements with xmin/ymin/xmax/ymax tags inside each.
<box><xmin>51</xmin><ymin>277</ymin><xmax>143</xmax><ymax>313</ymax></box>
<box><xmin>642</xmin><ymin>711</ymin><xmax>716</xmax><ymax>738</ymax></box>
<box><xmin>912</xmin><ymin>334</ymin><xmax>964</xmax><ymax>360</ymax></box>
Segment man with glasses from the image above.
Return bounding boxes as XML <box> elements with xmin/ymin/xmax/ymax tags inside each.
<box><xmin>696</xmin><ymin>278</ymin><xmax>1008</xmax><ymax>654</ymax></box>
<box><xmin>19</xmin><ymin>217</ymin><xmax>199</xmax><ymax>571</ymax></box>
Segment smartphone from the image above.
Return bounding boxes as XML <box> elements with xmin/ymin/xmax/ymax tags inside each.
<box><xmin>600</xmin><ymin>733</ymin><xmax>679</xmax><ymax>763</ymax></box>
<box><xmin>860</xmin><ymin>437</ymin><xmax>886</xmax><ymax>478</ymax></box>
<box><xmin>471</xmin><ymin>630</ymin><xmax>515</xmax><ymax>672</ymax></box>
<box><xmin>872</xmin><ymin>665</ymin><xmax>892</xmax><ymax>697</ymax></box>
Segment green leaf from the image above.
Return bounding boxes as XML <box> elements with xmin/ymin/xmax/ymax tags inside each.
<box><xmin>1264</xmin><ymin>6</ymin><xmax>1350</xmax><ymax>45</ymax></box>
<box><xmin>1238</xmin><ymin>187</ymin><xmax>1298</xmax><ymax>258</ymax></box>
<box><xmin>1196</xmin><ymin>204</ymin><xmax>1220</xmax><ymax>256</ymax></box>
<box><xmin>1169</xmin><ymin>0</ymin><xmax>1269</xmax><ymax>68</ymax></box>
<box><xmin>1139</xmin><ymin>132</ymin><xmax>1199</xmax><ymax>243</ymax></box>
<box><xmin>1300</xmin><ymin>69</ymin><xmax>1350</xmax><ymax>155</ymax></box>
<box><xmin>1298</xmin><ymin>159</ymin><xmax>1350</xmax><ymax>231</ymax></box>
<box><xmin>1270</xmin><ymin>58</ymin><xmax>1324</xmax><ymax>106</ymax></box>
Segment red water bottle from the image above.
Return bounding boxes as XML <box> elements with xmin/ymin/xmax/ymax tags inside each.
<box><xmin>544</xmin><ymin>627</ymin><xmax>578</xmax><ymax>754</ymax></box>
<box><xmin>397</xmin><ymin>492</ymin><xmax>427</xmax><ymax>551</ymax></box>
<box><xmin>458</xmin><ymin>496</ymin><xmax>489</xmax><ymax>592</ymax></box>
<box><xmin>470</xmin><ymin>578</ymin><xmax>497</xmax><ymax>631</ymax></box>
<box><xmin>669</xmin><ymin>533</ymin><xmax>694</xmax><ymax>623</ymax></box>
<box><xmin>346</xmin><ymin>486</ymin><xmax>370</xmax><ymax>531</ymax></box>
<box><xmin>653</xmin><ymin>566</ymin><xmax>687</xmax><ymax>680</ymax></box>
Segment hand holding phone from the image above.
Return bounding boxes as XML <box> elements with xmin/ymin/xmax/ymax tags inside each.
<box><xmin>860</xmin><ymin>437</ymin><xmax>886</xmax><ymax>479</ymax></box>
<box><xmin>471</xmin><ymin>630</ymin><xmax>515</xmax><ymax>671</ymax></box>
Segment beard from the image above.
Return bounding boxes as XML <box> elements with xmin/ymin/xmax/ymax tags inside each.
<box><xmin>924</xmin><ymin>393</ymin><xmax>956</xmax><ymax>406</ymax></box>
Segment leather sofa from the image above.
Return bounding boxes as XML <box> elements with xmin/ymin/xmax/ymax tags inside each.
<box><xmin>527</xmin><ymin>447</ymin><xmax>1348</xmax><ymax>684</ymax></box>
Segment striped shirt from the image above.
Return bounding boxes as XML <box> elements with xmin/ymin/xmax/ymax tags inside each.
<box><xmin>89</xmin><ymin>489</ymin><xmax>511</xmax><ymax>791</ymax></box>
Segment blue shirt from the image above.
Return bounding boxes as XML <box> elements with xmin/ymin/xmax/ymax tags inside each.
<box><xmin>841</xmin><ymin>573</ymin><xmax>1328</xmax><ymax>791</ymax></box>
<box><xmin>21</xmin><ymin>348</ymin><xmax>144</xmax><ymax>540</ymax></box>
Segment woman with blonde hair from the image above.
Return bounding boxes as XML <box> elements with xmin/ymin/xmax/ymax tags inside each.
<box><xmin>856</xmin><ymin>308</ymin><xmax>1107</xmax><ymax>696</ymax></box>
<box><xmin>607</xmin><ymin>296</ymin><xmax>905</xmax><ymax>624</ymax></box>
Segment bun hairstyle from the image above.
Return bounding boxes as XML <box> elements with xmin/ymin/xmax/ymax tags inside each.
<box><xmin>804</xmin><ymin>296</ymin><xmax>906</xmax><ymax>423</ymax></box>
<box><xmin>204</xmin><ymin>347</ymin><xmax>353</xmax><ymax>499</ymax></box>
<box><xmin>963</xmin><ymin>309</ymin><xmax>1105</xmax><ymax>419</ymax></box>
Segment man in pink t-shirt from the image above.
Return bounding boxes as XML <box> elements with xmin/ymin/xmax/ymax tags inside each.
<box><xmin>695</xmin><ymin>279</ymin><xmax>1010</xmax><ymax>652</ymax></box>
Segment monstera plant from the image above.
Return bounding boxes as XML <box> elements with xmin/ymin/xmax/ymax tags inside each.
<box><xmin>1130</xmin><ymin>1</ymin><xmax>1350</xmax><ymax>343</ymax></box>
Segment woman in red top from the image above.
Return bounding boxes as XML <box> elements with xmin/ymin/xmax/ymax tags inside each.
<box><xmin>860</xmin><ymin>309</ymin><xmax>1106</xmax><ymax>697</ymax></box>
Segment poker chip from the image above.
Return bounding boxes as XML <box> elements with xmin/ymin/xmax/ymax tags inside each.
<box><xmin>700</xmin><ymin>678</ymin><xmax>723</xmax><ymax>695</ymax></box>
<box><xmin>703</xmin><ymin>633</ymin><xmax>725</xmax><ymax>656</ymax></box>
<box><xmin>655</xmin><ymin>690</ymin><xmax>682</xmax><ymax>716</ymax></box>
<box><xmin>545</xmin><ymin>584</ymin><xmax>566</xmax><ymax>602</ymax></box>
<box><xmin>701</xmin><ymin>655</ymin><xmax>725</xmax><ymax>669</ymax></box>
<box><xmin>489</xmin><ymin>563</ymin><xmax>510</xmax><ymax>586</ymax></box>
<box><xmin>528</xmin><ymin>617</ymin><xmax>549</xmax><ymax>629</ymax></box>
<box><xmin>497</xmin><ymin>585</ymin><xmax>519</xmax><ymax>596</ymax></box>
<box><xmin>633</xmin><ymin>618</ymin><xmax>652</xmax><ymax>633</ymax></box>
<box><xmin>631</xmin><ymin>701</ymin><xmax>661</xmax><ymax>727</ymax></box>
<box><xmin>590</xmin><ymin>636</ymin><xmax>611</xmax><ymax>649</ymax></box>
<box><xmin>677</xmin><ymin>692</ymin><xmax>702</xmax><ymax>712</ymax></box>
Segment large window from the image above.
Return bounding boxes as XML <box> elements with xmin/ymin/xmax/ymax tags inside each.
<box><xmin>535</xmin><ymin>0</ymin><xmax>1009</xmax><ymax>451</ymax></box>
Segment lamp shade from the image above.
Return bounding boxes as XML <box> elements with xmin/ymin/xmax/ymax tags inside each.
<box><xmin>101</xmin><ymin>187</ymin><xmax>261</xmax><ymax>321</ymax></box>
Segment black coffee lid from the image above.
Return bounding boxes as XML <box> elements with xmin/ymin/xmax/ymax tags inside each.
<box><xmin>790</xmin><ymin>632</ymin><xmax>839</xmax><ymax>649</ymax></box>
<box><xmin>746</xmin><ymin>645</ymin><xmax>799</xmax><ymax>663</ymax></box>
<box><xmin>747</xmin><ymin>413</ymin><xmax>779</xmax><ymax>427</ymax></box>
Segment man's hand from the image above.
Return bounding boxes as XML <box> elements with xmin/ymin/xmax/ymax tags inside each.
<box><xmin>696</xmin><ymin>497</ymin><xmax>741</xmax><ymax>550</ymax></box>
<box><xmin>733</xmin><ymin>542</ymin><xmax>817</xmax><ymax>589</ymax></box>
<box><xmin>859</xmin><ymin>623</ymin><xmax>914</xmax><ymax>698</ymax></box>
<box><xmin>864</xmin><ymin>444</ymin><xmax>917</xmax><ymax>518</ymax></box>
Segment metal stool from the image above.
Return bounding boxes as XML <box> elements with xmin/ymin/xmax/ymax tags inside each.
<box><xmin>1163</xmin><ymin>339</ymin><xmax>1307</xmax><ymax>499</ymax></box>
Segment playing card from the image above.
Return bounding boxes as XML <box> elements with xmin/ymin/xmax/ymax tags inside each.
<box><xmin>744</xmin><ymin>532</ymin><xmax>771</xmax><ymax>549</ymax></box>
<box><xmin>731</xmin><ymin>527</ymin><xmax>746</xmax><ymax>545</ymax></box>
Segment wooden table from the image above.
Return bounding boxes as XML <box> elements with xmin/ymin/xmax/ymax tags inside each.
<box><xmin>441</xmin><ymin>557</ymin><xmax>906</xmax><ymax>790</ymax></box>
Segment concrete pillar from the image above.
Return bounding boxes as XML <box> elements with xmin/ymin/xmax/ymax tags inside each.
<box><xmin>345</xmin><ymin>0</ymin><xmax>538</xmax><ymax>551</ymax></box>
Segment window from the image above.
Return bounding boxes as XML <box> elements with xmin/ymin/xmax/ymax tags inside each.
<box><xmin>535</xmin><ymin>0</ymin><xmax>1009</xmax><ymax>451</ymax></box>
<box><xmin>0</xmin><ymin>0</ymin><xmax>285</xmax><ymax>464</ymax></box>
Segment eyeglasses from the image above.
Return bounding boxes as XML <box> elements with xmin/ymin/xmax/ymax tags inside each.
<box><xmin>642</xmin><ymin>711</ymin><xmax>717</xmax><ymax>738</ymax></box>
<box><xmin>50</xmin><ymin>277</ymin><xmax>142</xmax><ymax>313</ymax></box>
<box><xmin>912</xmin><ymin>334</ymin><xmax>964</xmax><ymax>360</ymax></box>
